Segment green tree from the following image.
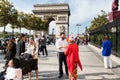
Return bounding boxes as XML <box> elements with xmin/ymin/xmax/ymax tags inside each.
<box><xmin>0</xmin><ymin>0</ymin><xmax>14</xmax><ymax>38</ymax></box>
<box><xmin>9</xmin><ymin>8</ymin><xmax>18</xmax><ymax>36</ymax></box>
<box><xmin>43</xmin><ymin>20</ymin><xmax>49</xmax><ymax>31</ymax></box>
<box><xmin>16</xmin><ymin>12</ymin><xmax>26</xmax><ymax>34</ymax></box>
<box><xmin>88</xmin><ymin>10</ymin><xmax>109</xmax><ymax>31</ymax></box>
<box><xmin>23</xmin><ymin>14</ymin><xmax>49</xmax><ymax>35</ymax></box>
<box><xmin>24</xmin><ymin>13</ymin><xmax>35</xmax><ymax>35</ymax></box>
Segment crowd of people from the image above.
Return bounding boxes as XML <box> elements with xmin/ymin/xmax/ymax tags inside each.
<box><xmin>56</xmin><ymin>33</ymin><xmax>113</xmax><ymax>80</ymax></box>
<box><xmin>0</xmin><ymin>34</ymin><xmax>48</xmax><ymax>80</ymax></box>
<box><xmin>0</xmin><ymin>33</ymin><xmax>113</xmax><ymax>80</ymax></box>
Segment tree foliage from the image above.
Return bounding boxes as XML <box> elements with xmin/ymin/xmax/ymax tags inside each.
<box><xmin>0</xmin><ymin>0</ymin><xmax>13</xmax><ymax>28</ymax></box>
<box><xmin>9</xmin><ymin>8</ymin><xmax>18</xmax><ymax>29</ymax></box>
<box><xmin>88</xmin><ymin>11</ymin><xmax>109</xmax><ymax>31</ymax></box>
<box><xmin>0</xmin><ymin>0</ymin><xmax>50</xmax><ymax>36</ymax></box>
<box><xmin>0</xmin><ymin>0</ymin><xmax>14</xmax><ymax>38</ymax></box>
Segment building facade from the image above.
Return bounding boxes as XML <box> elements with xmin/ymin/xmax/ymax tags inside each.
<box><xmin>32</xmin><ymin>3</ymin><xmax>70</xmax><ymax>37</ymax></box>
<box><xmin>89</xmin><ymin>19</ymin><xmax>120</xmax><ymax>57</ymax></box>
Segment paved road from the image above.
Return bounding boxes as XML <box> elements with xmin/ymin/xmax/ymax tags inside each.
<box><xmin>0</xmin><ymin>45</ymin><xmax>120</xmax><ymax>80</ymax></box>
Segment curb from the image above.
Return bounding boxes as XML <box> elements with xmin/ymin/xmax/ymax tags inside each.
<box><xmin>88</xmin><ymin>43</ymin><xmax>120</xmax><ymax>65</ymax></box>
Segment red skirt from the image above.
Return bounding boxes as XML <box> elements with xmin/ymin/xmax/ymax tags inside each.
<box><xmin>69</xmin><ymin>62</ymin><xmax>77</xmax><ymax>80</ymax></box>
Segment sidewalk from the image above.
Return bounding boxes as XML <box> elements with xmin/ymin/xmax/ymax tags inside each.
<box><xmin>80</xmin><ymin>45</ymin><xmax>120</xmax><ymax>80</ymax></box>
<box><xmin>88</xmin><ymin>43</ymin><xmax>120</xmax><ymax>77</ymax></box>
<box><xmin>0</xmin><ymin>45</ymin><xmax>120</xmax><ymax>80</ymax></box>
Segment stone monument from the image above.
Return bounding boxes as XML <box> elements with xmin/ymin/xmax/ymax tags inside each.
<box><xmin>32</xmin><ymin>3</ymin><xmax>70</xmax><ymax>37</ymax></box>
<box><xmin>109</xmin><ymin>0</ymin><xmax>120</xmax><ymax>22</ymax></box>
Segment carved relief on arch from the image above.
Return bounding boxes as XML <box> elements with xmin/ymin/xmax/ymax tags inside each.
<box><xmin>58</xmin><ymin>16</ymin><xmax>66</xmax><ymax>21</ymax></box>
<box><xmin>59</xmin><ymin>26</ymin><xmax>66</xmax><ymax>33</ymax></box>
<box><xmin>44</xmin><ymin>15</ymin><xmax>57</xmax><ymax>21</ymax></box>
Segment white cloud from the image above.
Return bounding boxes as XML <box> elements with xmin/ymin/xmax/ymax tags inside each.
<box><xmin>5</xmin><ymin>0</ymin><xmax>117</xmax><ymax>34</ymax></box>
<box><xmin>69</xmin><ymin>0</ymin><xmax>113</xmax><ymax>25</ymax></box>
<box><xmin>10</xmin><ymin>0</ymin><xmax>50</xmax><ymax>13</ymax></box>
<box><xmin>67</xmin><ymin>0</ymin><xmax>114</xmax><ymax>34</ymax></box>
<box><xmin>10</xmin><ymin>0</ymin><xmax>118</xmax><ymax>24</ymax></box>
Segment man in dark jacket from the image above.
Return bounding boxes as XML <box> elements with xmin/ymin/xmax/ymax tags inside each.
<box><xmin>17</xmin><ymin>34</ymin><xmax>26</xmax><ymax>58</ymax></box>
<box><xmin>41</xmin><ymin>35</ymin><xmax>48</xmax><ymax>56</ymax></box>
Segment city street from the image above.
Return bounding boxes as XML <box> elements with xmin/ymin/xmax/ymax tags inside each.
<box><xmin>0</xmin><ymin>44</ymin><xmax>120</xmax><ymax>80</ymax></box>
<box><xmin>1</xmin><ymin>0</ymin><xmax>120</xmax><ymax>80</ymax></box>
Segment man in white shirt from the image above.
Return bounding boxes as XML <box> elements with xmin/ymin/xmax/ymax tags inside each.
<box><xmin>56</xmin><ymin>32</ymin><xmax>68</xmax><ymax>78</ymax></box>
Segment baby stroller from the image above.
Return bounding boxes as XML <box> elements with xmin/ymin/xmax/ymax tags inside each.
<box><xmin>0</xmin><ymin>54</ymin><xmax>32</xmax><ymax>80</ymax></box>
<box><xmin>20</xmin><ymin>53</ymin><xmax>33</xmax><ymax>77</ymax></box>
<box><xmin>0</xmin><ymin>53</ymin><xmax>33</xmax><ymax>80</ymax></box>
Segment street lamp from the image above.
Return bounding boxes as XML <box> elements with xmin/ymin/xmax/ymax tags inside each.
<box><xmin>76</xmin><ymin>24</ymin><xmax>81</xmax><ymax>35</ymax></box>
<box><xmin>52</xmin><ymin>28</ymin><xmax>54</xmax><ymax>35</ymax></box>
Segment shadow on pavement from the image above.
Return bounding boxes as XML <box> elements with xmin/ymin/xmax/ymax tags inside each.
<box><xmin>78</xmin><ymin>72</ymin><xmax>120</xmax><ymax>80</ymax></box>
<box><xmin>23</xmin><ymin>71</ymin><xmax>68</xmax><ymax>80</ymax></box>
<box><xmin>112</xmin><ymin>65</ymin><xmax>120</xmax><ymax>69</ymax></box>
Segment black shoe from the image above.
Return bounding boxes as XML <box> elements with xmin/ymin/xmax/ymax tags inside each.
<box><xmin>58</xmin><ymin>75</ymin><xmax>63</xmax><ymax>78</ymax></box>
<box><xmin>66</xmin><ymin>73</ymin><xmax>68</xmax><ymax>76</ymax></box>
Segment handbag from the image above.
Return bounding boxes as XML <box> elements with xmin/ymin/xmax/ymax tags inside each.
<box><xmin>4</xmin><ymin>53</ymin><xmax>11</xmax><ymax>60</ymax></box>
<box><xmin>0</xmin><ymin>70</ymin><xmax>6</xmax><ymax>80</ymax></box>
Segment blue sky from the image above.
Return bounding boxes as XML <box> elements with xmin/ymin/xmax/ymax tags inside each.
<box><xmin>4</xmin><ymin>0</ymin><xmax>117</xmax><ymax>35</ymax></box>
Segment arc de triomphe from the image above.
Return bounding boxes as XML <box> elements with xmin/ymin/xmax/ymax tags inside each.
<box><xmin>32</xmin><ymin>3</ymin><xmax>70</xmax><ymax>37</ymax></box>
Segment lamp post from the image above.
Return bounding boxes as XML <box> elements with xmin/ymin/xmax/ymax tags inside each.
<box><xmin>85</xmin><ymin>26</ymin><xmax>88</xmax><ymax>35</ymax></box>
<box><xmin>76</xmin><ymin>24</ymin><xmax>81</xmax><ymax>35</ymax></box>
<box><xmin>52</xmin><ymin>28</ymin><xmax>54</xmax><ymax>35</ymax></box>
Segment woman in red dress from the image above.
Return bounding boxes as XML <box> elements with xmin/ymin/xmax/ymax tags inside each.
<box><xmin>65</xmin><ymin>36</ymin><xmax>82</xmax><ymax>80</ymax></box>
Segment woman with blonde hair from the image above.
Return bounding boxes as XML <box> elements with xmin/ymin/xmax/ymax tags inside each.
<box><xmin>25</xmin><ymin>37</ymin><xmax>38</xmax><ymax>80</ymax></box>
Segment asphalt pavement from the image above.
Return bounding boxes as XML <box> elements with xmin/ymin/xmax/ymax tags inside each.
<box><xmin>0</xmin><ymin>44</ymin><xmax>120</xmax><ymax>80</ymax></box>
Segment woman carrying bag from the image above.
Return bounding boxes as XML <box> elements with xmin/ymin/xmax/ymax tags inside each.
<box><xmin>24</xmin><ymin>37</ymin><xmax>38</xmax><ymax>80</ymax></box>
